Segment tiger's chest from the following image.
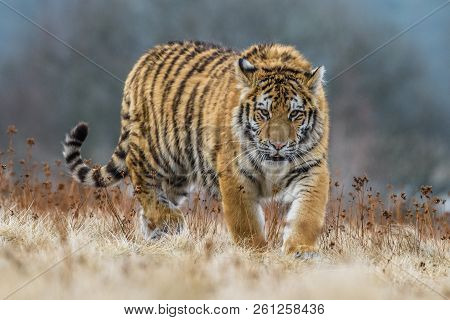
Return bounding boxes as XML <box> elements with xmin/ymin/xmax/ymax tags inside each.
<box><xmin>257</xmin><ymin>164</ymin><xmax>293</xmax><ymax>200</ymax></box>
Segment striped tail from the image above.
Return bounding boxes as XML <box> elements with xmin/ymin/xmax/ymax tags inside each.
<box><xmin>63</xmin><ymin>122</ymin><xmax>128</xmax><ymax>187</ymax></box>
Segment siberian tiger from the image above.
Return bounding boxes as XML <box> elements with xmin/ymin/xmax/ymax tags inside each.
<box><xmin>63</xmin><ymin>41</ymin><xmax>329</xmax><ymax>257</ymax></box>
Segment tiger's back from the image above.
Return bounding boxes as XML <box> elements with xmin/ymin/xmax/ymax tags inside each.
<box><xmin>124</xmin><ymin>41</ymin><xmax>239</xmax><ymax>201</ymax></box>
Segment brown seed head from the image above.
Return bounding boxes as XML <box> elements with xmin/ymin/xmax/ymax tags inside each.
<box><xmin>7</xmin><ymin>125</ymin><xmax>17</xmax><ymax>134</ymax></box>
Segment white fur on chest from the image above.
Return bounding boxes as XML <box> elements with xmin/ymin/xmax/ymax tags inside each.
<box><xmin>259</xmin><ymin>163</ymin><xmax>292</xmax><ymax>201</ymax></box>
<box><xmin>258</xmin><ymin>161</ymin><xmax>312</xmax><ymax>206</ymax></box>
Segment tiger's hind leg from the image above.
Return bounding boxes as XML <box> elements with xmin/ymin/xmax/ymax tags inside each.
<box><xmin>137</xmin><ymin>193</ymin><xmax>186</xmax><ymax>241</ymax></box>
<box><xmin>126</xmin><ymin>156</ymin><xmax>187</xmax><ymax>241</ymax></box>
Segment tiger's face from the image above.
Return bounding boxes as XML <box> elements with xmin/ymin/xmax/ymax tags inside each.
<box><xmin>235</xmin><ymin>57</ymin><xmax>325</xmax><ymax>165</ymax></box>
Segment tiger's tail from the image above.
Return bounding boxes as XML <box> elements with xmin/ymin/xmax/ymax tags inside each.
<box><xmin>62</xmin><ymin>121</ymin><xmax>129</xmax><ymax>187</ymax></box>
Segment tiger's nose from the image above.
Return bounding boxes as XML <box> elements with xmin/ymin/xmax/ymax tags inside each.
<box><xmin>269</xmin><ymin>141</ymin><xmax>287</xmax><ymax>150</ymax></box>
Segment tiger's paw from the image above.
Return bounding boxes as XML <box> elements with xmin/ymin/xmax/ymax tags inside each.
<box><xmin>294</xmin><ymin>251</ymin><xmax>320</xmax><ymax>260</ymax></box>
<box><xmin>139</xmin><ymin>210</ymin><xmax>163</xmax><ymax>240</ymax></box>
<box><xmin>282</xmin><ymin>242</ymin><xmax>320</xmax><ymax>260</ymax></box>
<box><xmin>139</xmin><ymin>209</ymin><xmax>184</xmax><ymax>241</ymax></box>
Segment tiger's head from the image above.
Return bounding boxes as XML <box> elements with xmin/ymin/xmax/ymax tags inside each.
<box><xmin>233</xmin><ymin>44</ymin><xmax>326</xmax><ymax>165</ymax></box>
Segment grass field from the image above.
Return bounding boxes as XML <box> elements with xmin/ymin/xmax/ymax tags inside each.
<box><xmin>0</xmin><ymin>131</ymin><xmax>449</xmax><ymax>299</ymax></box>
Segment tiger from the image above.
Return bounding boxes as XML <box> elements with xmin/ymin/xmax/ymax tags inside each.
<box><xmin>63</xmin><ymin>41</ymin><xmax>329</xmax><ymax>257</ymax></box>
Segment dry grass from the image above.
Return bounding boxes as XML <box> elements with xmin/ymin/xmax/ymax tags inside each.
<box><xmin>0</xmin><ymin>128</ymin><xmax>449</xmax><ymax>299</ymax></box>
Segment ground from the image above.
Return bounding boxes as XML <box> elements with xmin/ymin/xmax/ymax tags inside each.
<box><xmin>0</xmin><ymin>189</ymin><xmax>448</xmax><ymax>299</ymax></box>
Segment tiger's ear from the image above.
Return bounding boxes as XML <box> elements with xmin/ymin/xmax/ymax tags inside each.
<box><xmin>307</xmin><ymin>66</ymin><xmax>325</xmax><ymax>94</ymax></box>
<box><xmin>237</xmin><ymin>58</ymin><xmax>257</xmax><ymax>86</ymax></box>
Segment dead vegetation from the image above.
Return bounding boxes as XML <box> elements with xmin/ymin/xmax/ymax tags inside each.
<box><xmin>0</xmin><ymin>128</ymin><xmax>449</xmax><ymax>299</ymax></box>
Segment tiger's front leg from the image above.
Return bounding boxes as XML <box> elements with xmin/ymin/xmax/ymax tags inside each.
<box><xmin>218</xmin><ymin>173</ymin><xmax>266</xmax><ymax>249</ymax></box>
<box><xmin>282</xmin><ymin>165</ymin><xmax>329</xmax><ymax>256</ymax></box>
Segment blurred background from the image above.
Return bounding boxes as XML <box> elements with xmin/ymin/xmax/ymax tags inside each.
<box><xmin>0</xmin><ymin>0</ymin><xmax>449</xmax><ymax>194</ymax></box>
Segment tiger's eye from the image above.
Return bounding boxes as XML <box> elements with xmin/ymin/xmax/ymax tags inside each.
<box><xmin>260</xmin><ymin>109</ymin><xmax>270</xmax><ymax>118</ymax></box>
<box><xmin>289</xmin><ymin>110</ymin><xmax>300</xmax><ymax>119</ymax></box>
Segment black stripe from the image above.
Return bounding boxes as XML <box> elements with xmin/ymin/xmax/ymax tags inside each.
<box><xmin>167</xmin><ymin>40</ymin><xmax>185</xmax><ymax>46</ymax></box>
<box><xmin>138</xmin><ymin>50</ymin><xmax>172</xmax><ymax>175</ymax></box>
<box><xmin>310</xmin><ymin>109</ymin><xmax>317</xmax><ymax>129</ymax></box>
<box><xmin>301</xmin><ymin>114</ymin><xmax>322</xmax><ymax>155</ymax></box>
<box><xmin>285</xmin><ymin>159</ymin><xmax>321</xmax><ymax>188</ymax></box>
<box><xmin>146</xmin><ymin>130</ymin><xmax>173</xmax><ymax>176</ymax></box>
<box><xmin>184</xmin><ymin>83</ymin><xmax>200</xmax><ymax>170</ymax></box>
<box><xmin>148</xmin><ymin>47</ymin><xmax>181</xmax><ymax>174</ymax></box>
<box><xmin>208</xmin><ymin>53</ymin><xmax>232</xmax><ymax>75</ymax></box>
<box><xmin>70</xmin><ymin>158</ymin><xmax>83</xmax><ymax>171</ymax></box>
<box><xmin>160</xmin><ymin>46</ymin><xmax>197</xmax><ymax>103</ymax></box>
<box><xmin>77</xmin><ymin>166</ymin><xmax>90</xmax><ymax>183</ymax></box>
<box><xmin>92</xmin><ymin>169</ymin><xmax>105</xmax><ymax>188</ymax></box>
<box><xmin>238</xmin><ymin>167</ymin><xmax>258</xmax><ymax>184</ymax></box>
<box><xmin>106</xmin><ymin>162</ymin><xmax>123</xmax><ymax>181</ymax></box>
<box><xmin>128</xmin><ymin>153</ymin><xmax>150</xmax><ymax>186</ymax></box>
<box><xmin>162</xmin><ymin>44</ymin><xmax>204</xmax><ymax>102</ymax></box>
<box><xmin>237</xmin><ymin>103</ymin><xmax>245</xmax><ymax>127</ymax></box>
<box><xmin>121</xmin><ymin>112</ymin><xmax>130</xmax><ymax>120</ymax></box>
<box><xmin>261</xmin><ymin>66</ymin><xmax>304</xmax><ymax>74</ymax></box>
<box><xmin>140</xmin><ymin>55</ymin><xmax>158</xmax><ymax>122</ymax></box>
<box><xmin>244</xmin><ymin>46</ymin><xmax>259</xmax><ymax>60</ymax></box>
<box><xmin>304</xmin><ymin>94</ymin><xmax>312</xmax><ymax>104</ymax></box>
<box><xmin>128</xmin><ymin>51</ymin><xmax>155</xmax><ymax>89</ymax></box>
<box><xmin>285</xmin><ymin>80</ymin><xmax>298</xmax><ymax>96</ymax></box>
<box><xmin>64</xmin><ymin>140</ymin><xmax>82</xmax><ymax>147</ymax></box>
<box><xmin>211</xmin><ymin>75</ymin><xmax>234</xmax><ymax>168</ymax></box>
<box><xmin>307</xmin><ymin>109</ymin><xmax>315</xmax><ymax>128</ymax></box>
<box><xmin>285</xmin><ymin>173</ymin><xmax>309</xmax><ymax>190</ymax></box>
<box><xmin>132</xmin><ymin>67</ymin><xmax>144</xmax><ymax>118</ymax></box>
<box><xmin>129</xmin><ymin>141</ymin><xmax>166</xmax><ymax>177</ymax></box>
<box><xmin>204</xmin><ymin>169</ymin><xmax>219</xmax><ymax>192</ymax></box>
<box><xmin>140</xmin><ymin>123</ymin><xmax>172</xmax><ymax>177</ymax></box>
<box><xmin>71</xmin><ymin>123</ymin><xmax>88</xmax><ymax>142</ymax></box>
<box><xmin>196</xmin><ymin>98</ymin><xmax>208</xmax><ymax>185</ymax></box>
<box><xmin>195</xmin><ymin>76</ymin><xmax>218</xmax><ymax>186</ymax></box>
<box><xmin>65</xmin><ymin>151</ymin><xmax>80</xmax><ymax>164</ymax></box>
<box><xmin>135</xmin><ymin>143</ymin><xmax>166</xmax><ymax>178</ymax></box>
<box><xmin>248</xmin><ymin>152</ymin><xmax>262</xmax><ymax>174</ymax></box>
<box><xmin>114</xmin><ymin>148</ymin><xmax>127</xmax><ymax>160</ymax></box>
<box><xmin>209</xmin><ymin>59</ymin><xmax>235</xmax><ymax>171</ymax></box>
<box><xmin>152</xmin><ymin>47</ymin><xmax>181</xmax><ymax>92</ymax></box>
<box><xmin>300</xmin><ymin>109</ymin><xmax>314</xmax><ymax>136</ymax></box>
<box><xmin>260</xmin><ymin>81</ymin><xmax>273</xmax><ymax>93</ymax></box>
<box><xmin>168</xmin><ymin>175</ymin><xmax>187</xmax><ymax>188</ymax></box>
<box><xmin>243</xmin><ymin>105</ymin><xmax>255</xmax><ymax>143</ymax></box>
<box><xmin>244</xmin><ymin>102</ymin><xmax>250</xmax><ymax>118</ymax></box>
<box><xmin>119</xmin><ymin>130</ymin><xmax>129</xmax><ymax>142</ymax></box>
<box><xmin>197</xmin><ymin>62</ymin><xmax>232</xmax><ymax>186</ymax></box>
<box><xmin>159</xmin><ymin>47</ymin><xmax>198</xmax><ymax>170</ymax></box>
<box><xmin>287</xmin><ymin>76</ymin><xmax>302</xmax><ymax>87</ymax></box>
<box><xmin>170</xmin><ymin>50</ymin><xmax>222</xmax><ymax>167</ymax></box>
<box><xmin>190</xmin><ymin>82</ymin><xmax>211</xmax><ymax>182</ymax></box>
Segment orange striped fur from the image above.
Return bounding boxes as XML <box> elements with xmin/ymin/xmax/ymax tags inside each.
<box><xmin>63</xmin><ymin>41</ymin><xmax>329</xmax><ymax>256</ymax></box>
